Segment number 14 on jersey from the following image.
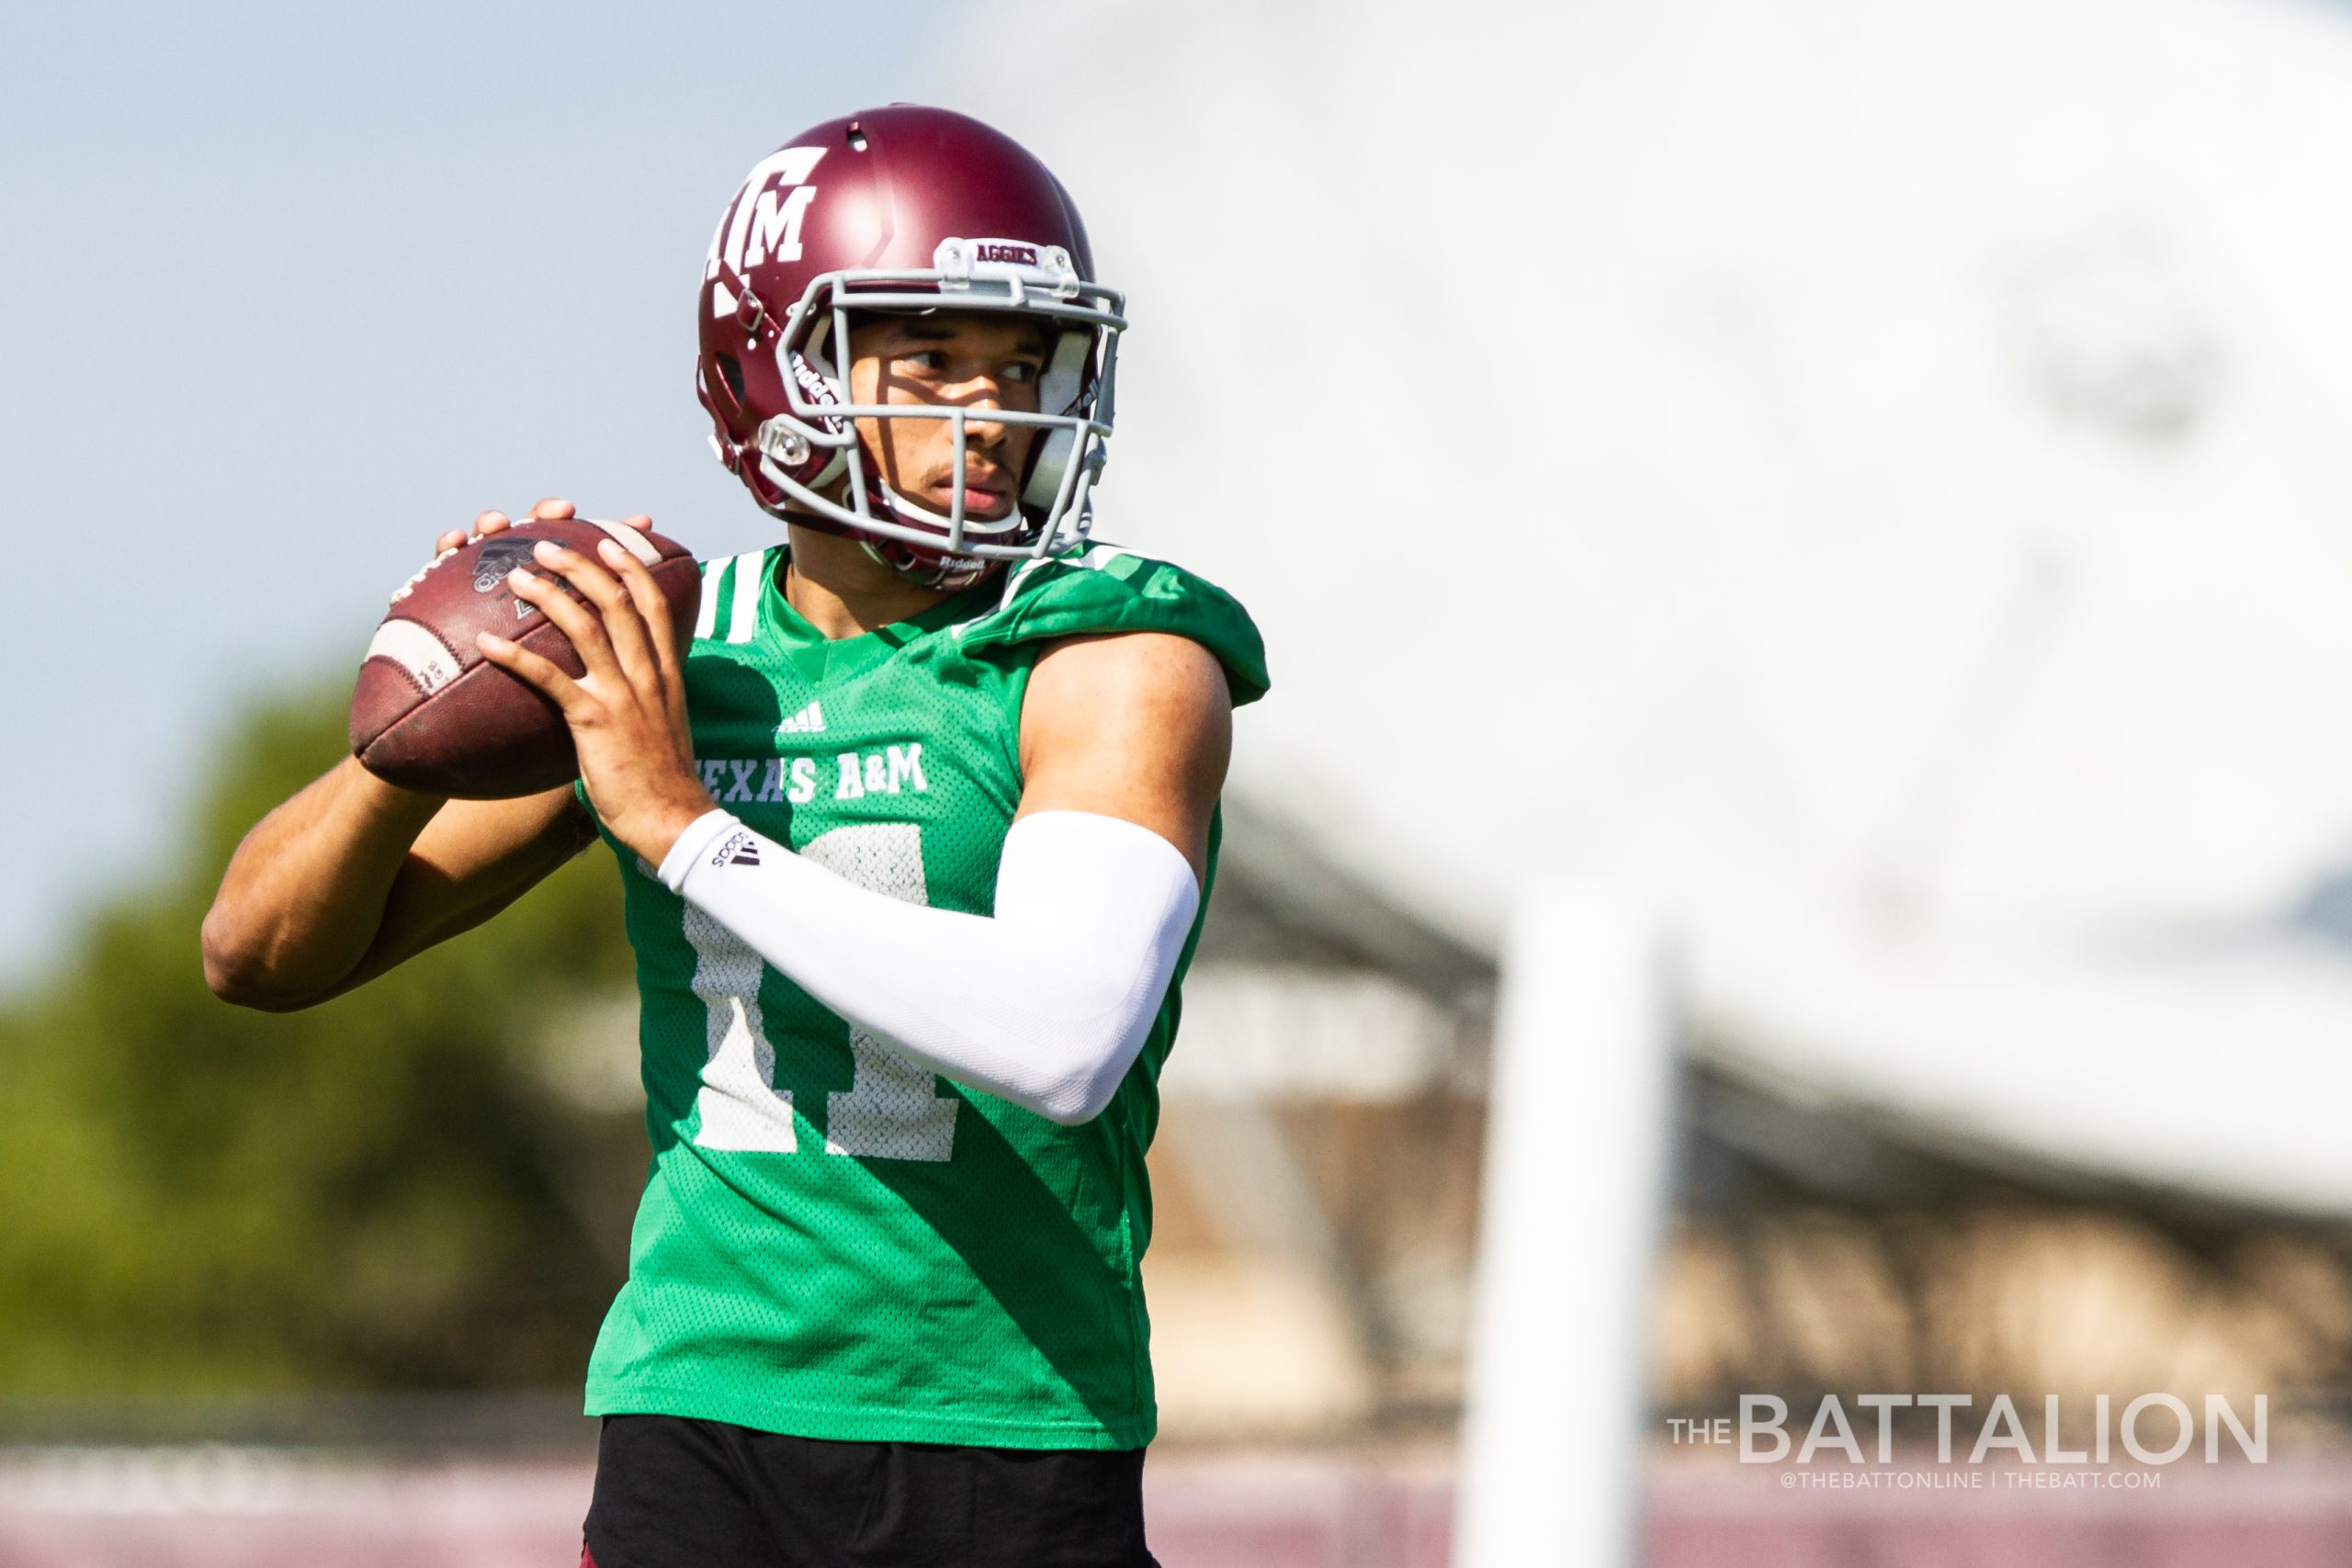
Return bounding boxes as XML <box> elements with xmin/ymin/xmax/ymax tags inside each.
<box><xmin>683</xmin><ymin>822</ymin><xmax>958</xmax><ymax>1162</ymax></box>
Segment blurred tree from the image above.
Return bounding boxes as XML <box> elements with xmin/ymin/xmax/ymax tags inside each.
<box><xmin>0</xmin><ymin>685</ymin><xmax>644</xmax><ymax>1395</ymax></box>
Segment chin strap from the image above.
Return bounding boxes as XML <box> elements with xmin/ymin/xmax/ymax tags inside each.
<box><xmin>861</xmin><ymin>535</ymin><xmax>998</xmax><ymax>592</ymax></box>
<box><xmin>770</xmin><ymin>506</ymin><xmax>1000</xmax><ymax>592</ymax></box>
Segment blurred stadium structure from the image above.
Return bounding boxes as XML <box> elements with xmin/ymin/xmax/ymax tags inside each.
<box><xmin>18</xmin><ymin>0</ymin><xmax>2352</xmax><ymax>1561</ymax></box>
<box><xmin>980</xmin><ymin>0</ymin><xmax>2352</xmax><ymax>1222</ymax></box>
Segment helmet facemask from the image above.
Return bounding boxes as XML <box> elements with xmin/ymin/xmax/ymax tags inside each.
<box><xmin>741</xmin><ymin>243</ymin><xmax>1125</xmax><ymax>587</ymax></box>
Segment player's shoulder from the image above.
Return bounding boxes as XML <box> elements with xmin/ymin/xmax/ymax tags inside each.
<box><xmin>956</xmin><ymin>543</ymin><xmax>1270</xmax><ymax>705</ymax></box>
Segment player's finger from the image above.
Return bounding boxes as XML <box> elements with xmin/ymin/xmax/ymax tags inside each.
<box><xmin>528</xmin><ymin>497</ymin><xmax>577</xmax><ymax>522</ymax></box>
<box><xmin>435</xmin><ymin>530</ymin><xmax>467</xmax><ymax>556</ymax></box>
<box><xmin>507</xmin><ymin>563</ymin><xmax>624</xmax><ymax>682</ymax></box>
<box><xmin>528</xmin><ymin>540</ymin><xmax>660</xmax><ymax>685</ymax></box>
<box><xmin>474</xmin><ymin>510</ymin><xmax>512</xmax><ymax>536</ymax></box>
<box><xmin>595</xmin><ymin>537</ymin><xmax>681</xmax><ymax>678</ymax></box>
<box><xmin>522</xmin><ymin>540</ymin><xmax>653</xmax><ymax>686</ymax></box>
<box><xmin>476</xmin><ymin>632</ymin><xmax>584</xmax><ymax>712</ymax></box>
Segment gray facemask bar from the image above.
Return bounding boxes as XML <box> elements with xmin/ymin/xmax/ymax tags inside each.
<box><xmin>752</xmin><ymin>265</ymin><xmax>1126</xmax><ymax>561</ymax></box>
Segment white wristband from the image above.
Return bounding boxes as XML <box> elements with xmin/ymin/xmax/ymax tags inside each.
<box><xmin>657</xmin><ymin>808</ymin><xmax>750</xmax><ymax>893</ymax></box>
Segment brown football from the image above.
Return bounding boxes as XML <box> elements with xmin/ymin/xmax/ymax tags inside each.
<box><xmin>350</xmin><ymin>517</ymin><xmax>702</xmax><ymax>798</ymax></box>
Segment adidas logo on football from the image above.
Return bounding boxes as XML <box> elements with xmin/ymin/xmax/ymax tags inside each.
<box><xmin>775</xmin><ymin>701</ymin><xmax>826</xmax><ymax>735</ymax></box>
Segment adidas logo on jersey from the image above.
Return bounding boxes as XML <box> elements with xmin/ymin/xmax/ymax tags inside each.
<box><xmin>775</xmin><ymin>702</ymin><xmax>826</xmax><ymax>735</ymax></box>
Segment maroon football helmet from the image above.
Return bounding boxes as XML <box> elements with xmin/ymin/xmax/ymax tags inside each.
<box><xmin>695</xmin><ymin>106</ymin><xmax>1125</xmax><ymax>590</ymax></box>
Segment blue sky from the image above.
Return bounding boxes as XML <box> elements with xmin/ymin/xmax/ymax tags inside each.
<box><xmin>0</xmin><ymin>2</ymin><xmax>972</xmax><ymax>983</ymax></box>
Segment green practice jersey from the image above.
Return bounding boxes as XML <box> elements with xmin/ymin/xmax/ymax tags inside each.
<box><xmin>579</xmin><ymin>541</ymin><xmax>1268</xmax><ymax>1450</ymax></box>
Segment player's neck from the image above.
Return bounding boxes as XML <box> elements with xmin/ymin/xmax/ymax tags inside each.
<box><xmin>779</xmin><ymin>523</ymin><xmax>957</xmax><ymax>640</ymax></box>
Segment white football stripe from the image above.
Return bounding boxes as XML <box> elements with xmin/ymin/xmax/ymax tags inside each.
<box><xmin>583</xmin><ymin>515</ymin><xmax>662</xmax><ymax>567</ymax></box>
<box><xmin>365</xmin><ymin>619</ymin><xmax>462</xmax><ymax>695</ymax></box>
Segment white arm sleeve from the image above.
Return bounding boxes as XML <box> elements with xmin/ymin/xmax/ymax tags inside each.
<box><xmin>660</xmin><ymin>807</ymin><xmax>1201</xmax><ymax>1126</ymax></box>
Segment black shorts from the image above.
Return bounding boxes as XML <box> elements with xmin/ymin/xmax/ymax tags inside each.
<box><xmin>582</xmin><ymin>1415</ymin><xmax>1159</xmax><ymax>1568</ymax></box>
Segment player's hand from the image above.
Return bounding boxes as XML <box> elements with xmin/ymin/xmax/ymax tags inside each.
<box><xmin>473</xmin><ymin>524</ymin><xmax>714</xmax><ymax>866</ymax></box>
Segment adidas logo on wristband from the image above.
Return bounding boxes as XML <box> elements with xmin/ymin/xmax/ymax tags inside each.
<box><xmin>710</xmin><ymin>829</ymin><xmax>762</xmax><ymax>869</ymax></box>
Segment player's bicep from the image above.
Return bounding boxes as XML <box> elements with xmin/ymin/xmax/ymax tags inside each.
<box><xmin>332</xmin><ymin>784</ymin><xmax>594</xmax><ymax>996</ymax></box>
<box><xmin>1015</xmin><ymin>632</ymin><xmax>1233</xmax><ymax>887</ymax></box>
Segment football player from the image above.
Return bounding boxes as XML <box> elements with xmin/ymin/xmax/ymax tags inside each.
<box><xmin>201</xmin><ymin>106</ymin><xmax>1268</xmax><ymax>1566</ymax></box>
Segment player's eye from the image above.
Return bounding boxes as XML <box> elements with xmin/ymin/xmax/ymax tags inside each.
<box><xmin>903</xmin><ymin>350</ymin><xmax>950</xmax><ymax>373</ymax></box>
<box><xmin>1001</xmin><ymin>360</ymin><xmax>1039</xmax><ymax>384</ymax></box>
